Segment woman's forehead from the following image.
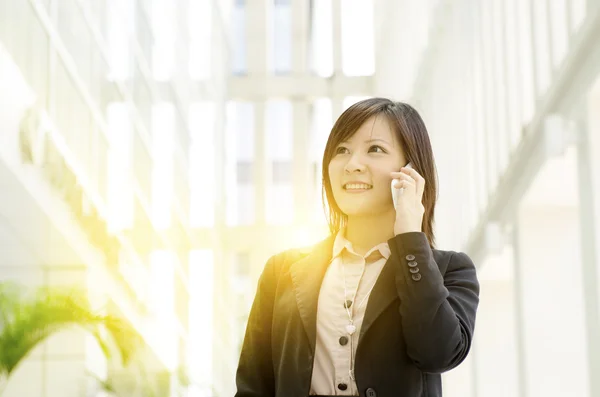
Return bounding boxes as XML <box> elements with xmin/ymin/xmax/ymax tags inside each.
<box><xmin>345</xmin><ymin>116</ymin><xmax>397</xmax><ymax>144</ymax></box>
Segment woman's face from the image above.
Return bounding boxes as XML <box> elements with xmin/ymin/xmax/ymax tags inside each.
<box><xmin>328</xmin><ymin>115</ymin><xmax>407</xmax><ymax>218</ymax></box>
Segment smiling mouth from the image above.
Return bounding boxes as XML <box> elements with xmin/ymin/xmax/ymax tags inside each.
<box><xmin>343</xmin><ymin>183</ymin><xmax>373</xmax><ymax>191</ymax></box>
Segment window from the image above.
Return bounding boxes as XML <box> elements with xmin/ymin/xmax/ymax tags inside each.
<box><xmin>152</xmin><ymin>103</ymin><xmax>175</xmax><ymax>230</ymax></box>
<box><xmin>341</xmin><ymin>0</ymin><xmax>374</xmax><ymax>76</ymax></box>
<box><xmin>107</xmin><ymin>0</ymin><xmax>134</xmax><ymax>80</ymax></box>
<box><xmin>152</xmin><ymin>0</ymin><xmax>175</xmax><ymax>81</ymax></box>
<box><xmin>226</xmin><ymin>101</ymin><xmax>255</xmax><ymax>225</ymax></box>
<box><xmin>532</xmin><ymin>0</ymin><xmax>551</xmax><ymax>97</ymax></box>
<box><xmin>188</xmin><ymin>250</ymin><xmax>214</xmax><ymax>392</ymax></box>
<box><xmin>266</xmin><ymin>100</ymin><xmax>293</xmax><ymax>224</ymax></box>
<box><xmin>231</xmin><ymin>0</ymin><xmax>247</xmax><ymax>75</ymax></box>
<box><xmin>188</xmin><ymin>0</ymin><xmax>213</xmax><ymax>80</ymax></box>
<box><xmin>517</xmin><ymin>0</ymin><xmax>536</xmax><ymax>126</ymax></box>
<box><xmin>106</xmin><ymin>103</ymin><xmax>134</xmax><ymax>232</ymax></box>
<box><xmin>309</xmin><ymin>0</ymin><xmax>333</xmax><ymax>77</ymax></box>
<box><xmin>548</xmin><ymin>0</ymin><xmax>568</xmax><ymax>70</ymax></box>
<box><xmin>271</xmin><ymin>0</ymin><xmax>292</xmax><ymax>73</ymax></box>
<box><xmin>189</xmin><ymin>102</ymin><xmax>216</xmax><ymax>227</ymax></box>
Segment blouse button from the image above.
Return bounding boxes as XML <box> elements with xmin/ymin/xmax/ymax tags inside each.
<box><xmin>339</xmin><ymin>336</ymin><xmax>349</xmax><ymax>346</ymax></box>
<box><xmin>337</xmin><ymin>383</ymin><xmax>348</xmax><ymax>391</ymax></box>
<box><xmin>344</xmin><ymin>299</ymin><xmax>352</xmax><ymax>309</ymax></box>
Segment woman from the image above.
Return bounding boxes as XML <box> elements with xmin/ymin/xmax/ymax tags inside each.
<box><xmin>235</xmin><ymin>98</ymin><xmax>480</xmax><ymax>397</ymax></box>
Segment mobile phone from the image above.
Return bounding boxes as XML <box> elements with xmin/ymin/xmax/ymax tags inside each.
<box><xmin>391</xmin><ymin>162</ymin><xmax>413</xmax><ymax>208</ymax></box>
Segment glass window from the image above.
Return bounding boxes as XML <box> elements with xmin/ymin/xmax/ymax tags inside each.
<box><xmin>516</xmin><ymin>0</ymin><xmax>535</xmax><ymax>127</ymax></box>
<box><xmin>106</xmin><ymin>103</ymin><xmax>134</xmax><ymax>232</ymax></box>
<box><xmin>532</xmin><ymin>0</ymin><xmax>551</xmax><ymax>97</ymax></box>
<box><xmin>232</xmin><ymin>0</ymin><xmax>247</xmax><ymax>75</ymax></box>
<box><xmin>309</xmin><ymin>0</ymin><xmax>333</xmax><ymax>77</ymax></box>
<box><xmin>505</xmin><ymin>0</ymin><xmax>522</xmax><ymax>153</ymax></box>
<box><xmin>107</xmin><ymin>0</ymin><xmax>134</xmax><ymax>80</ymax></box>
<box><xmin>152</xmin><ymin>0</ymin><xmax>175</xmax><ymax>81</ymax></box>
<box><xmin>149</xmin><ymin>250</ymin><xmax>177</xmax><ymax>368</ymax></box>
<box><xmin>152</xmin><ymin>103</ymin><xmax>175</xmax><ymax>230</ymax></box>
<box><xmin>569</xmin><ymin>0</ymin><xmax>586</xmax><ymax>36</ymax></box>
<box><xmin>189</xmin><ymin>102</ymin><xmax>216</xmax><ymax>227</ymax></box>
<box><xmin>271</xmin><ymin>0</ymin><xmax>292</xmax><ymax>74</ymax></box>
<box><xmin>226</xmin><ymin>101</ymin><xmax>255</xmax><ymax>226</ymax></box>
<box><xmin>548</xmin><ymin>0</ymin><xmax>568</xmax><ymax>70</ymax></box>
<box><xmin>492</xmin><ymin>0</ymin><xmax>508</xmax><ymax>175</ymax></box>
<box><xmin>341</xmin><ymin>0</ymin><xmax>374</xmax><ymax>76</ymax></box>
<box><xmin>232</xmin><ymin>252</ymin><xmax>251</xmax><ymax>294</ymax></box>
<box><xmin>266</xmin><ymin>100</ymin><xmax>293</xmax><ymax>224</ymax></box>
<box><xmin>188</xmin><ymin>250</ymin><xmax>214</xmax><ymax>391</ymax></box>
<box><xmin>188</xmin><ymin>0</ymin><xmax>213</xmax><ymax>80</ymax></box>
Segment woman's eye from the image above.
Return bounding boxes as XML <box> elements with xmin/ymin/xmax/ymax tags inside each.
<box><xmin>335</xmin><ymin>147</ymin><xmax>349</xmax><ymax>154</ymax></box>
<box><xmin>369</xmin><ymin>145</ymin><xmax>386</xmax><ymax>153</ymax></box>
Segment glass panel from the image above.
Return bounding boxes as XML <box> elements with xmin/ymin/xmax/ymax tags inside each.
<box><xmin>188</xmin><ymin>250</ymin><xmax>214</xmax><ymax>392</ymax></box>
<box><xmin>231</xmin><ymin>0</ymin><xmax>247</xmax><ymax>75</ymax></box>
<box><xmin>492</xmin><ymin>0</ymin><xmax>508</xmax><ymax>175</ymax></box>
<box><xmin>106</xmin><ymin>103</ymin><xmax>134</xmax><ymax>232</ymax></box>
<box><xmin>548</xmin><ymin>0</ymin><xmax>568</xmax><ymax>69</ymax></box>
<box><xmin>265</xmin><ymin>101</ymin><xmax>293</xmax><ymax>224</ymax></box>
<box><xmin>505</xmin><ymin>0</ymin><xmax>522</xmax><ymax>153</ymax></box>
<box><xmin>57</xmin><ymin>0</ymin><xmax>92</xmax><ymax>88</ymax></box>
<box><xmin>309</xmin><ymin>0</ymin><xmax>333</xmax><ymax>77</ymax></box>
<box><xmin>569</xmin><ymin>0</ymin><xmax>586</xmax><ymax>36</ymax></box>
<box><xmin>132</xmin><ymin>128</ymin><xmax>153</xmax><ymax>203</ymax></box>
<box><xmin>226</xmin><ymin>101</ymin><xmax>255</xmax><ymax>226</ymax></box>
<box><xmin>271</xmin><ymin>0</ymin><xmax>292</xmax><ymax>74</ymax></box>
<box><xmin>189</xmin><ymin>102</ymin><xmax>216</xmax><ymax>227</ymax></box>
<box><xmin>532</xmin><ymin>0</ymin><xmax>551</xmax><ymax>96</ymax></box>
<box><xmin>341</xmin><ymin>0</ymin><xmax>374</xmax><ymax>76</ymax></box>
<box><xmin>516</xmin><ymin>0</ymin><xmax>535</xmax><ymax>127</ymax></box>
<box><xmin>188</xmin><ymin>0</ymin><xmax>212</xmax><ymax>80</ymax></box>
<box><xmin>107</xmin><ymin>0</ymin><xmax>133</xmax><ymax>81</ymax></box>
<box><xmin>152</xmin><ymin>0</ymin><xmax>175</xmax><ymax>81</ymax></box>
<box><xmin>152</xmin><ymin>103</ymin><xmax>175</xmax><ymax>229</ymax></box>
<box><xmin>135</xmin><ymin>0</ymin><xmax>153</xmax><ymax>65</ymax></box>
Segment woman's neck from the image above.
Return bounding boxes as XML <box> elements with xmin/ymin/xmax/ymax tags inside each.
<box><xmin>344</xmin><ymin>212</ymin><xmax>396</xmax><ymax>256</ymax></box>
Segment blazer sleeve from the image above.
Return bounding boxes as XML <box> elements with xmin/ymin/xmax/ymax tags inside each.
<box><xmin>388</xmin><ymin>232</ymin><xmax>480</xmax><ymax>373</ymax></box>
<box><xmin>235</xmin><ymin>254</ymin><xmax>279</xmax><ymax>397</ymax></box>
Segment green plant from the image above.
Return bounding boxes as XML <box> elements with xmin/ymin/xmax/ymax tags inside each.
<box><xmin>0</xmin><ymin>281</ymin><xmax>142</xmax><ymax>395</ymax></box>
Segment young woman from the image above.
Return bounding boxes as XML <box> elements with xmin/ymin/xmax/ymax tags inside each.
<box><xmin>235</xmin><ymin>98</ymin><xmax>480</xmax><ymax>397</ymax></box>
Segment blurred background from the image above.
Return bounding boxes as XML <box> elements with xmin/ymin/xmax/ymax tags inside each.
<box><xmin>0</xmin><ymin>0</ymin><xmax>599</xmax><ymax>396</ymax></box>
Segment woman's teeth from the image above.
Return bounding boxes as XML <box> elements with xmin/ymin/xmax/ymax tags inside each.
<box><xmin>344</xmin><ymin>184</ymin><xmax>372</xmax><ymax>190</ymax></box>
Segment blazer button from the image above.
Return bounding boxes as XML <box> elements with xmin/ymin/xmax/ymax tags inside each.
<box><xmin>412</xmin><ymin>273</ymin><xmax>422</xmax><ymax>281</ymax></box>
<box><xmin>366</xmin><ymin>387</ymin><xmax>377</xmax><ymax>397</ymax></box>
<box><xmin>407</xmin><ymin>261</ymin><xmax>418</xmax><ymax>267</ymax></box>
<box><xmin>337</xmin><ymin>383</ymin><xmax>348</xmax><ymax>391</ymax></box>
<box><xmin>339</xmin><ymin>336</ymin><xmax>349</xmax><ymax>346</ymax></box>
<box><xmin>409</xmin><ymin>267</ymin><xmax>419</xmax><ymax>274</ymax></box>
<box><xmin>405</xmin><ymin>254</ymin><xmax>416</xmax><ymax>261</ymax></box>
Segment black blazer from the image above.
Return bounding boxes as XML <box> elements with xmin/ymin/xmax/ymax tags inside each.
<box><xmin>235</xmin><ymin>232</ymin><xmax>480</xmax><ymax>397</ymax></box>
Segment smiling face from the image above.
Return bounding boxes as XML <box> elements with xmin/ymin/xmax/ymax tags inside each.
<box><xmin>327</xmin><ymin>115</ymin><xmax>407</xmax><ymax>218</ymax></box>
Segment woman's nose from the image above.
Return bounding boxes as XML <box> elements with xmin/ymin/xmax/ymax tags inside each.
<box><xmin>344</xmin><ymin>155</ymin><xmax>366</xmax><ymax>173</ymax></box>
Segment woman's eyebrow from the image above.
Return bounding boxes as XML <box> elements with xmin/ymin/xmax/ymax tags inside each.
<box><xmin>365</xmin><ymin>138</ymin><xmax>390</xmax><ymax>145</ymax></box>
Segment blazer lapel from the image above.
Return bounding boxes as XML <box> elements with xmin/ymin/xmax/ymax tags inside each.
<box><xmin>359</xmin><ymin>257</ymin><xmax>398</xmax><ymax>341</ymax></box>
<box><xmin>289</xmin><ymin>235</ymin><xmax>335</xmax><ymax>354</ymax></box>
